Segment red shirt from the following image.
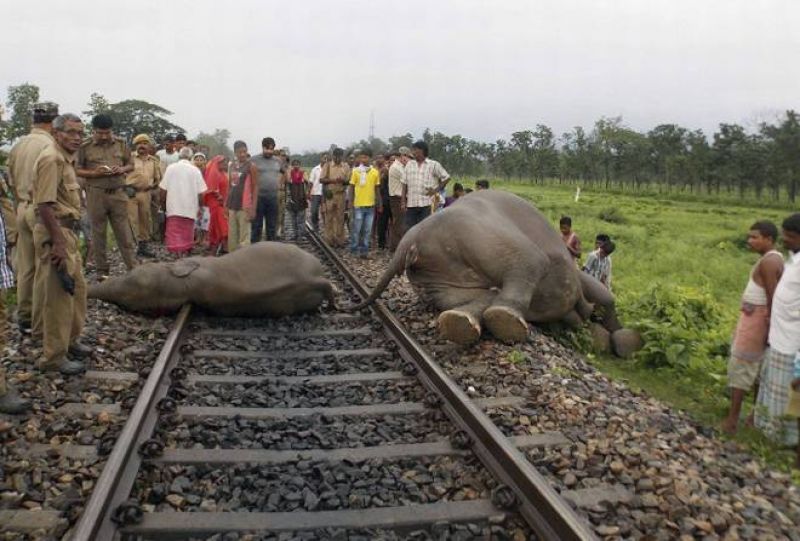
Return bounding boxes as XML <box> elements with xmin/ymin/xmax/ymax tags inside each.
<box><xmin>290</xmin><ymin>168</ymin><xmax>304</xmax><ymax>184</ymax></box>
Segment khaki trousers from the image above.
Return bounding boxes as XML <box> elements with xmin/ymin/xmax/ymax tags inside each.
<box><xmin>87</xmin><ymin>187</ymin><xmax>137</xmax><ymax>272</ymax></box>
<box><xmin>150</xmin><ymin>194</ymin><xmax>163</xmax><ymax>242</ymax></box>
<box><xmin>389</xmin><ymin>196</ymin><xmax>404</xmax><ymax>252</ymax></box>
<box><xmin>32</xmin><ymin>225</ymin><xmax>87</xmax><ymax>368</ymax></box>
<box><xmin>15</xmin><ymin>202</ymin><xmax>40</xmax><ymax>334</ymax></box>
<box><xmin>228</xmin><ymin>210</ymin><xmax>251</xmax><ymax>252</ymax></box>
<box><xmin>0</xmin><ymin>367</ymin><xmax>7</xmax><ymax>395</ymax></box>
<box><xmin>277</xmin><ymin>189</ymin><xmax>286</xmax><ymax>238</ymax></box>
<box><xmin>127</xmin><ymin>191</ymin><xmax>152</xmax><ymax>242</ymax></box>
<box><xmin>323</xmin><ymin>191</ymin><xmax>346</xmax><ymax>247</ymax></box>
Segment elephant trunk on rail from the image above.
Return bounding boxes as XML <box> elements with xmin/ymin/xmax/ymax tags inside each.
<box><xmin>350</xmin><ymin>190</ymin><xmax>642</xmax><ymax>357</ymax></box>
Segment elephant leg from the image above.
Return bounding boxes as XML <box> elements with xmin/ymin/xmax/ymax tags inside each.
<box><xmin>484</xmin><ymin>267</ymin><xmax>544</xmax><ymax>343</ymax></box>
<box><xmin>437</xmin><ymin>290</ymin><xmax>496</xmax><ymax>345</ymax></box>
<box><xmin>578</xmin><ymin>272</ymin><xmax>621</xmax><ymax>332</ymax></box>
<box><xmin>561</xmin><ymin>309</ymin><xmax>583</xmax><ymax>328</ymax></box>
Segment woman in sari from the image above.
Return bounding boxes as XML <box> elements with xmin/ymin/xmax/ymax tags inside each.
<box><xmin>203</xmin><ymin>155</ymin><xmax>230</xmax><ymax>255</ymax></box>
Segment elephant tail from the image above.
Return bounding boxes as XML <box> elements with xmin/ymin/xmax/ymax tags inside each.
<box><xmin>344</xmin><ymin>242</ymin><xmax>416</xmax><ymax>312</ymax></box>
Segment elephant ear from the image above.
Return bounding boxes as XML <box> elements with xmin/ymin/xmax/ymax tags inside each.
<box><xmin>169</xmin><ymin>260</ymin><xmax>201</xmax><ymax>278</ymax></box>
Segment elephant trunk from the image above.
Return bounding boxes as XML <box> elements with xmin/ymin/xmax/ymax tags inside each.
<box><xmin>87</xmin><ymin>277</ymin><xmax>121</xmax><ymax>302</ymax></box>
<box><xmin>345</xmin><ymin>243</ymin><xmax>410</xmax><ymax>311</ymax></box>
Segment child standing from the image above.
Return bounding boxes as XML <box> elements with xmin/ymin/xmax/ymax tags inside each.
<box><xmin>560</xmin><ymin>216</ymin><xmax>581</xmax><ymax>263</ymax></box>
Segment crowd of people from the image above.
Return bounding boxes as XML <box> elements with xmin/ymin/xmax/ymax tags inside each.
<box><xmin>0</xmin><ymin>102</ymin><xmax>798</xmax><ymax>466</ymax></box>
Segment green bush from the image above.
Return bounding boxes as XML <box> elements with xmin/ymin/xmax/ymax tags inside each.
<box><xmin>598</xmin><ymin>207</ymin><xmax>628</xmax><ymax>224</ymax></box>
<box><xmin>625</xmin><ymin>284</ymin><xmax>729</xmax><ymax>370</ymax></box>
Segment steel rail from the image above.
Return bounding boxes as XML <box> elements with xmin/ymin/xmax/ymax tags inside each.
<box><xmin>70</xmin><ymin>304</ymin><xmax>192</xmax><ymax>541</ymax></box>
<box><xmin>305</xmin><ymin>225</ymin><xmax>597</xmax><ymax>541</ymax></box>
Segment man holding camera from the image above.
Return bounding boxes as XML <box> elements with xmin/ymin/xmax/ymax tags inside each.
<box><xmin>76</xmin><ymin>114</ymin><xmax>137</xmax><ymax>279</ymax></box>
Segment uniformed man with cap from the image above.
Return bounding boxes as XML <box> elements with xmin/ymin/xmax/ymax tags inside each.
<box><xmin>76</xmin><ymin>114</ymin><xmax>138</xmax><ymax>278</ymax></box>
<box><xmin>320</xmin><ymin>147</ymin><xmax>351</xmax><ymax>248</ymax></box>
<box><xmin>126</xmin><ymin>134</ymin><xmax>161</xmax><ymax>257</ymax></box>
<box><xmin>6</xmin><ymin>101</ymin><xmax>59</xmax><ymax>337</ymax></box>
<box><xmin>32</xmin><ymin>113</ymin><xmax>89</xmax><ymax>375</ymax></box>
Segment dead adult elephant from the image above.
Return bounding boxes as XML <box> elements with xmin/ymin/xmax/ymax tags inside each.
<box><xmin>88</xmin><ymin>242</ymin><xmax>335</xmax><ymax>317</ymax></box>
<box><xmin>349</xmin><ymin>190</ymin><xmax>642</xmax><ymax>357</ymax></box>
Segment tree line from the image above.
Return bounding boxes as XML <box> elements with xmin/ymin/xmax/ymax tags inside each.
<box><xmin>3</xmin><ymin>82</ymin><xmax>799</xmax><ymax>202</ymax></box>
<box><xmin>0</xmin><ymin>83</ymin><xmax>234</xmax><ymax>160</ymax></box>
<box><xmin>317</xmin><ymin>112</ymin><xmax>800</xmax><ymax>202</ymax></box>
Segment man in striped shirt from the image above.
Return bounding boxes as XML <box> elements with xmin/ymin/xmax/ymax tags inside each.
<box><xmin>400</xmin><ymin>140</ymin><xmax>450</xmax><ymax>231</ymax></box>
<box><xmin>0</xmin><ymin>210</ymin><xmax>30</xmax><ymax>414</ymax></box>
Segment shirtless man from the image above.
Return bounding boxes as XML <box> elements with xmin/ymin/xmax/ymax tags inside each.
<box><xmin>722</xmin><ymin>220</ymin><xmax>784</xmax><ymax>434</ymax></box>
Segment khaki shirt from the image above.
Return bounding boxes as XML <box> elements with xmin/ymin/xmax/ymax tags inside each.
<box><xmin>126</xmin><ymin>154</ymin><xmax>162</xmax><ymax>190</ymax></box>
<box><xmin>33</xmin><ymin>144</ymin><xmax>81</xmax><ymax>221</ymax></box>
<box><xmin>7</xmin><ymin>128</ymin><xmax>55</xmax><ymax>202</ymax></box>
<box><xmin>321</xmin><ymin>162</ymin><xmax>351</xmax><ymax>193</ymax></box>
<box><xmin>77</xmin><ymin>137</ymin><xmax>131</xmax><ymax>189</ymax></box>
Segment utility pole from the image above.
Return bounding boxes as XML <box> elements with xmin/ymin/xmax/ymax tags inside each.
<box><xmin>369</xmin><ymin>110</ymin><xmax>375</xmax><ymax>140</ymax></box>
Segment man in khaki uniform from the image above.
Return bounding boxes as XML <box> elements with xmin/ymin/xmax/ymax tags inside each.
<box><xmin>76</xmin><ymin>114</ymin><xmax>137</xmax><ymax>279</ymax></box>
<box><xmin>320</xmin><ymin>148</ymin><xmax>350</xmax><ymax>248</ymax></box>
<box><xmin>32</xmin><ymin>113</ymin><xmax>88</xmax><ymax>375</ymax></box>
<box><xmin>6</xmin><ymin>102</ymin><xmax>59</xmax><ymax>335</ymax></box>
<box><xmin>126</xmin><ymin>134</ymin><xmax>161</xmax><ymax>257</ymax></box>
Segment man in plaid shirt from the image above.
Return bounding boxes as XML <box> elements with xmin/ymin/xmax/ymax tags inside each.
<box><xmin>0</xmin><ymin>210</ymin><xmax>30</xmax><ymax>414</ymax></box>
<box><xmin>400</xmin><ymin>140</ymin><xmax>450</xmax><ymax>231</ymax></box>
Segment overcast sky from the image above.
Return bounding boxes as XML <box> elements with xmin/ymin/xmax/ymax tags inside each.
<box><xmin>2</xmin><ymin>0</ymin><xmax>798</xmax><ymax>152</ymax></box>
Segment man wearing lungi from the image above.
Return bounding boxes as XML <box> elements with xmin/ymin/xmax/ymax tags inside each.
<box><xmin>755</xmin><ymin>213</ymin><xmax>800</xmax><ymax>459</ymax></box>
<box><xmin>722</xmin><ymin>221</ymin><xmax>783</xmax><ymax>434</ymax></box>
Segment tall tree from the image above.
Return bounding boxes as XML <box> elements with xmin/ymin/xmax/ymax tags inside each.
<box><xmin>83</xmin><ymin>92</ymin><xmax>110</xmax><ymax>120</ymax></box>
<box><xmin>388</xmin><ymin>133</ymin><xmax>414</xmax><ymax>150</ymax></box>
<box><xmin>762</xmin><ymin>110</ymin><xmax>800</xmax><ymax>202</ymax></box>
<box><xmin>194</xmin><ymin>129</ymin><xmax>233</xmax><ymax>158</ymax></box>
<box><xmin>531</xmin><ymin>124</ymin><xmax>558</xmax><ymax>182</ymax></box>
<box><xmin>3</xmin><ymin>83</ymin><xmax>40</xmax><ymax>143</ymax></box>
<box><xmin>82</xmin><ymin>94</ymin><xmax>184</xmax><ymax>143</ymax></box>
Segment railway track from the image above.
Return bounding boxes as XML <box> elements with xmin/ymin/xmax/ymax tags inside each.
<box><xmin>65</xmin><ymin>225</ymin><xmax>596</xmax><ymax>541</ymax></box>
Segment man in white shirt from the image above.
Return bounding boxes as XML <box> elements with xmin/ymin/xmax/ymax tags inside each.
<box><xmin>755</xmin><ymin>212</ymin><xmax>800</xmax><ymax>456</ymax></box>
<box><xmin>156</xmin><ymin>135</ymin><xmax>180</xmax><ymax>176</ymax></box>
<box><xmin>308</xmin><ymin>153</ymin><xmax>328</xmax><ymax>232</ymax></box>
<box><xmin>401</xmin><ymin>140</ymin><xmax>450</xmax><ymax>231</ymax></box>
<box><xmin>388</xmin><ymin>147</ymin><xmax>410</xmax><ymax>251</ymax></box>
<box><xmin>159</xmin><ymin>147</ymin><xmax>206</xmax><ymax>257</ymax></box>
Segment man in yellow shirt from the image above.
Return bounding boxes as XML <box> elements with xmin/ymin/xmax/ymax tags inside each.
<box><xmin>347</xmin><ymin>150</ymin><xmax>382</xmax><ymax>259</ymax></box>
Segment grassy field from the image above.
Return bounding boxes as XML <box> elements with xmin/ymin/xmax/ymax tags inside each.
<box><xmin>488</xmin><ymin>180</ymin><xmax>799</xmax><ymax>476</ymax></box>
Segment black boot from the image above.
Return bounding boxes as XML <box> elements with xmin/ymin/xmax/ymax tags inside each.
<box><xmin>137</xmin><ymin>241</ymin><xmax>154</xmax><ymax>257</ymax></box>
<box><xmin>68</xmin><ymin>340</ymin><xmax>93</xmax><ymax>359</ymax></box>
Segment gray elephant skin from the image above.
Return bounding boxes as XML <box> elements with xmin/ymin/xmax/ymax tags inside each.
<box><xmin>88</xmin><ymin>242</ymin><xmax>335</xmax><ymax>317</ymax></box>
<box><xmin>351</xmin><ymin>190</ymin><xmax>641</xmax><ymax>357</ymax></box>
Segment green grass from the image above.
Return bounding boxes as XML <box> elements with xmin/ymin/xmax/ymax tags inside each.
<box><xmin>488</xmin><ymin>180</ymin><xmax>800</xmax><ymax>477</ymax></box>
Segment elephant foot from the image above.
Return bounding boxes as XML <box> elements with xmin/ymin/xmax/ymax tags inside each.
<box><xmin>438</xmin><ymin>310</ymin><xmax>482</xmax><ymax>344</ymax></box>
<box><xmin>483</xmin><ymin>306</ymin><xmax>528</xmax><ymax>343</ymax></box>
<box><xmin>611</xmin><ymin>328</ymin><xmax>643</xmax><ymax>358</ymax></box>
<box><xmin>590</xmin><ymin>323</ymin><xmax>611</xmax><ymax>354</ymax></box>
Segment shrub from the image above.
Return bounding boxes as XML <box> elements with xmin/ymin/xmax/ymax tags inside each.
<box><xmin>598</xmin><ymin>207</ymin><xmax>628</xmax><ymax>224</ymax></box>
<box><xmin>624</xmin><ymin>284</ymin><xmax>728</xmax><ymax>370</ymax></box>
